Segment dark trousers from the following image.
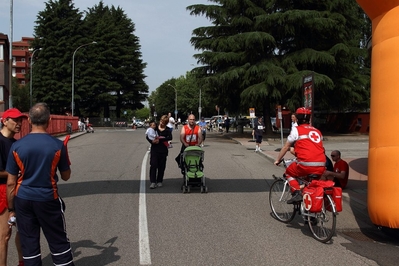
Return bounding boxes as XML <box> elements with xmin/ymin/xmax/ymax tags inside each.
<box><xmin>15</xmin><ymin>196</ymin><xmax>74</xmax><ymax>266</ymax></box>
<box><xmin>150</xmin><ymin>152</ymin><xmax>167</xmax><ymax>183</ymax></box>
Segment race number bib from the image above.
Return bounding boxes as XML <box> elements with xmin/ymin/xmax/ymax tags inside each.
<box><xmin>258</xmin><ymin>125</ymin><xmax>264</xmax><ymax>130</ymax></box>
<box><xmin>185</xmin><ymin>135</ymin><xmax>197</xmax><ymax>142</ymax></box>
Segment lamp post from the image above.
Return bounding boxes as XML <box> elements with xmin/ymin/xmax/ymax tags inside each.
<box><xmin>167</xmin><ymin>84</ymin><xmax>177</xmax><ymax>121</ymax></box>
<box><xmin>29</xmin><ymin>48</ymin><xmax>41</xmax><ymax>108</ymax></box>
<box><xmin>72</xmin><ymin>41</ymin><xmax>96</xmax><ymax>116</ymax></box>
<box><xmin>198</xmin><ymin>87</ymin><xmax>202</xmax><ymax>120</ymax></box>
<box><xmin>9</xmin><ymin>0</ymin><xmax>13</xmax><ymax>108</ymax></box>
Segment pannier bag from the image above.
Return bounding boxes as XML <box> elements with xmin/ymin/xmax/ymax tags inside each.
<box><xmin>331</xmin><ymin>187</ymin><xmax>343</xmax><ymax>212</ymax></box>
<box><xmin>302</xmin><ymin>186</ymin><xmax>324</xmax><ymax>213</ymax></box>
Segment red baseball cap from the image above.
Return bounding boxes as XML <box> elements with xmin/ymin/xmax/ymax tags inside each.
<box><xmin>296</xmin><ymin>107</ymin><xmax>311</xmax><ymax>115</ymax></box>
<box><xmin>1</xmin><ymin>108</ymin><xmax>27</xmax><ymax>123</ymax></box>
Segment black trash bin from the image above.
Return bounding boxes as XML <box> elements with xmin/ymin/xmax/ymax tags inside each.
<box><xmin>66</xmin><ymin>122</ymin><xmax>72</xmax><ymax>134</ymax></box>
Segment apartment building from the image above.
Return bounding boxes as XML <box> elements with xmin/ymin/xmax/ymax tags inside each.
<box><xmin>12</xmin><ymin>37</ymin><xmax>34</xmax><ymax>85</ymax></box>
<box><xmin>0</xmin><ymin>33</ymin><xmax>11</xmax><ymax>111</ymax></box>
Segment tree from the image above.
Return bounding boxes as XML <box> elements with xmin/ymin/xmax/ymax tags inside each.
<box><xmin>11</xmin><ymin>79</ymin><xmax>29</xmax><ymax>112</ymax></box>
<box><xmin>187</xmin><ymin>0</ymin><xmax>371</xmax><ymax>133</ymax></box>
<box><xmin>28</xmin><ymin>0</ymin><xmax>148</xmax><ymax>117</ymax></box>
<box><xmin>259</xmin><ymin>0</ymin><xmax>371</xmax><ymax>112</ymax></box>
<box><xmin>82</xmin><ymin>1</ymin><xmax>148</xmax><ymax>118</ymax></box>
<box><xmin>31</xmin><ymin>0</ymin><xmax>84</xmax><ymax>114</ymax></box>
<box><xmin>187</xmin><ymin>0</ymin><xmax>286</xmax><ymax>134</ymax></box>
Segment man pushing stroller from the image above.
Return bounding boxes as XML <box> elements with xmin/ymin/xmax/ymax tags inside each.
<box><xmin>175</xmin><ymin>114</ymin><xmax>207</xmax><ymax>193</ymax></box>
<box><xmin>175</xmin><ymin>114</ymin><xmax>203</xmax><ymax>169</ymax></box>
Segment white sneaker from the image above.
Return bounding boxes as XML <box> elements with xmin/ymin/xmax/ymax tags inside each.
<box><xmin>157</xmin><ymin>183</ymin><xmax>163</xmax><ymax>187</ymax></box>
<box><xmin>258</xmin><ymin>148</ymin><xmax>262</xmax><ymax>152</ymax></box>
<box><xmin>150</xmin><ymin>183</ymin><xmax>157</xmax><ymax>189</ymax></box>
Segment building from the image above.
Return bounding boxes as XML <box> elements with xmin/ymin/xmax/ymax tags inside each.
<box><xmin>12</xmin><ymin>37</ymin><xmax>34</xmax><ymax>86</ymax></box>
<box><xmin>0</xmin><ymin>33</ymin><xmax>11</xmax><ymax>111</ymax></box>
<box><xmin>0</xmin><ymin>36</ymin><xmax>34</xmax><ymax>111</ymax></box>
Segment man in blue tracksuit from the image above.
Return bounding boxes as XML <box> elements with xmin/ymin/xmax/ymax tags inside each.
<box><xmin>6</xmin><ymin>103</ymin><xmax>74</xmax><ymax>266</ymax></box>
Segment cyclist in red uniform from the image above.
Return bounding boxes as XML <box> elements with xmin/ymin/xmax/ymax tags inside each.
<box><xmin>274</xmin><ymin>107</ymin><xmax>326</xmax><ymax>203</ymax></box>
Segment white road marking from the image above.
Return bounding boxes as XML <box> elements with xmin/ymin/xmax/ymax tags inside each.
<box><xmin>139</xmin><ymin>151</ymin><xmax>151</xmax><ymax>265</ymax></box>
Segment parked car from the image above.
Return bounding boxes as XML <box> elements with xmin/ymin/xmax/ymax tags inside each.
<box><xmin>135</xmin><ymin>119</ymin><xmax>145</xmax><ymax>128</ymax></box>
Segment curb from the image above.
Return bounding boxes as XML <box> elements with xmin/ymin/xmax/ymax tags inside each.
<box><xmin>58</xmin><ymin>131</ymin><xmax>87</xmax><ymax>141</ymax></box>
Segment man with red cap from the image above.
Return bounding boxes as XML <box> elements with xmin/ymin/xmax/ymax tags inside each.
<box><xmin>274</xmin><ymin>107</ymin><xmax>326</xmax><ymax>203</ymax></box>
<box><xmin>0</xmin><ymin>108</ymin><xmax>27</xmax><ymax>266</ymax></box>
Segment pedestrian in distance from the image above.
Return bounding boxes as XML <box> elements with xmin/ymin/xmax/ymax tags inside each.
<box><xmin>0</xmin><ymin>108</ymin><xmax>26</xmax><ymax>266</ymax></box>
<box><xmin>321</xmin><ymin>150</ymin><xmax>349</xmax><ymax>189</ymax></box>
<box><xmin>274</xmin><ymin>107</ymin><xmax>326</xmax><ymax>204</ymax></box>
<box><xmin>291</xmin><ymin>113</ymin><xmax>298</xmax><ymax>129</ymax></box>
<box><xmin>6</xmin><ymin>103</ymin><xmax>74</xmax><ymax>266</ymax></box>
<box><xmin>198</xmin><ymin>117</ymin><xmax>207</xmax><ymax>147</ymax></box>
<box><xmin>146</xmin><ymin>115</ymin><xmax>173</xmax><ymax>189</ymax></box>
<box><xmin>167</xmin><ymin>113</ymin><xmax>175</xmax><ymax>133</ymax></box>
<box><xmin>224</xmin><ymin>116</ymin><xmax>231</xmax><ymax>133</ymax></box>
<box><xmin>252</xmin><ymin>116</ymin><xmax>265</xmax><ymax>152</ymax></box>
<box><xmin>289</xmin><ymin>113</ymin><xmax>298</xmax><ymax>154</ymax></box>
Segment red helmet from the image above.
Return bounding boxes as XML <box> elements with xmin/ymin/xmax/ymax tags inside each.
<box><xmin>296</xmin><ymin>107</ymin><xmax>311</xmax><ymax>115</ymax></box>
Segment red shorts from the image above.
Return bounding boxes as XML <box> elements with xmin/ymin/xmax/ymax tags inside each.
<box><xmin>285</xmin><ymin>162</ymin><xmax>325</xmax><ymax>178</ymax></box>
<box><xmin>0</xmin><ymin>184</ymin><xmax>8</xmax><ymax>213</ymax></box>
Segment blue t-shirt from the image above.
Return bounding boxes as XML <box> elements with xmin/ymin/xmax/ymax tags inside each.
<box><xmin>198</xmin><ymin>121</ymin><xmax>207</xmax><ymax>131</ymax></box>
<box><xmin>6</xmin><ymin>133</ymin><xmax>70</xmax><ymax>201</ymax></box>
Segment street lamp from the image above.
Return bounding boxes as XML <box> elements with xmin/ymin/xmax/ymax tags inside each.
<box><xmin>72</xmin><ymin>41</ymin><xmax>97</xmax><ymax>116</ymax></box>
<box><xmin>167</xmin><ymin>84</ymin><xmax>177</xmax><ymax>121</ymax></box>
<box><xmin>29</xmin><ymin>48</ymin><xmax>42</xmax><ymax>108</ymax></box>
<box><xmin>199</xmin><ymin>87</ymin><xmax>202</xmax><ymax>120</ymax></box>
<box><xmin>9</xmin><ymin>0</ymin><xmax>14</xmax><ymax>108</ymax></box>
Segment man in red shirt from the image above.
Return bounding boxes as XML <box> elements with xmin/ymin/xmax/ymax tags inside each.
<box><xmin>180</xmin><ymin>114</ymin><xmax>202</xmax><ymax>147</ymax></box>
<box><xmin>175</xmin><ymin>114</ymin><xmax>202</xmax><ymax>169</ymax></box>
<box><xmin>322</xmin><ymin>150</ymin><xmax>349</xmax><ymax>189</ymax></box>
<box><xmin>274</xmin><ymin>107</ymin><xmax>326</xmax><ymax>203</ymax></box>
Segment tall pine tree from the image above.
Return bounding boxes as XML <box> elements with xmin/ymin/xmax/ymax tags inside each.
<box><xmin>31</xmin><ymin>0</ymin><xmax>84</xmax><ymax>114</ymax></box>
<box><xmin>188</xmin><ymin>0</ymin><xmax>370</xmax><ymax>131</ymax></box>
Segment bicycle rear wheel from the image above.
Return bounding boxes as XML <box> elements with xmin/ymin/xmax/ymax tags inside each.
<box><xmin>269</xmin><ymin>179</ymin><xmax>296</xmax><ymax>223</ymax></box>
<box><xmin>308</xmin><ymin>194</ymin><xmax>336</xmax><ymax>243</ymax></box>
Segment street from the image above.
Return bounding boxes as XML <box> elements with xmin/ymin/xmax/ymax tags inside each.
<box><xmin>7</xmin><ymin>129</ymin><xmax>398</xmax><ymax>265</ymax></box>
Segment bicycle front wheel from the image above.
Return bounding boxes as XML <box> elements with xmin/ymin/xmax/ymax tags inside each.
<box><xmin>308</xmin><ymin>194</ymin><xmax>337</xmax><ymax>243</ymax></box>
<box><xmin>269</xmin><ymin>179</ymin><xmax>296</xmax><ymax>223</ymax></box>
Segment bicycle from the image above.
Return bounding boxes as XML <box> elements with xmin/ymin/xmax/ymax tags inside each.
<box><xmin>269</xmin><ymin>158</ymin><xmax>338</xmax><ymax>243</ymax></box>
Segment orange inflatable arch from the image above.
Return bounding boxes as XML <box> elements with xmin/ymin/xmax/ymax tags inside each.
<box><xmin>357</xmin><ymin>0</ymin><xmax>399</xmax><ymax>228</ymax></box>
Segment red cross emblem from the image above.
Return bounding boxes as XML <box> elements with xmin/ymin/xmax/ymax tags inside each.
<box><xmin>308</xmin><ymin>131</ymin><xmax>321</xmax><ymax>143</ymax></box>
<box><xmin>303</xmin><ymin>193</ymin><xmax>312</xmax><ymax>211</ymax></box>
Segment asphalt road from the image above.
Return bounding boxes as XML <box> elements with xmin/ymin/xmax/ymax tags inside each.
<box><xmin>6</xmin><ymin>129</ymin><xmax>398</xmax><ymax>265</ymax></box>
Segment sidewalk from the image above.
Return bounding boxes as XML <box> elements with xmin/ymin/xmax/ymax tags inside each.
<box><xmin>226</xmin><ymin>131</ymin><xmax>369</xmax><ymax>210</ymax></box>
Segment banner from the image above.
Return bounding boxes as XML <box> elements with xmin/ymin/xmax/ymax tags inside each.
<box><xmin>303</xmin><ymin>73</ymin><xmax>314</xmax><ymax>111</ymax></box>
<box><xmin>249</xmin><ymin>108</ymin><xmax>255</xmax><ymax>118</ymax></box>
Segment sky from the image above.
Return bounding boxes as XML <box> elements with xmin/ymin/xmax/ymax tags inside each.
<box><xmin>0</xmin><ymin>0</ymin><xmax>211</xmax><ymax>93</ymax></box>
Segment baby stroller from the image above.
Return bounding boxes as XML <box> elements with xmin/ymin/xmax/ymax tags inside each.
<box><xmin>181</xmin><ymin>146</ymin><xmax>208</xmax><ymax>193</ymax></box>
<box><xmin>86</xmin><ymin>123</ymin><xmax>94</xmax><ymax>133</ymax></box>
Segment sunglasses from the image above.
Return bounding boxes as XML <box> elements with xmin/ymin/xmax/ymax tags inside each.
<box><xmin>331</xmin><ymin>155</ymin><xmax>336</xmax><ymax>157</ymax></box>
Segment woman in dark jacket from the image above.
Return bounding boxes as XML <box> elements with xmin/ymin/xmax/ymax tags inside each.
<box><xmin>146</xmin><ymin>114</ymin><xmax>172</xmax><ymax>189</ymax></box>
